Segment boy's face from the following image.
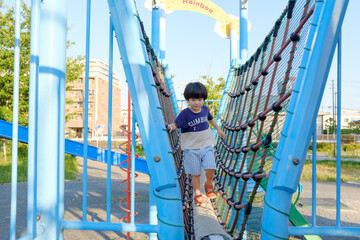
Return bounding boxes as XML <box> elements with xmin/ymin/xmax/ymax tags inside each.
<box><xmin>187</xmin><ymin>98</ymin><xmax>204</xmax><ymax>113</ymax></box>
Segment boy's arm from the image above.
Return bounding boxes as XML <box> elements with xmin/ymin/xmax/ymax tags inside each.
<box><xmin>167</xmin><ymin>123</ymin><xmax>178</xmax><ymax>133</ymax></box>
<box><xmin>209</xmin><ymin>119</ymin><xmax>226</xmax><ymax>139</ymax></box>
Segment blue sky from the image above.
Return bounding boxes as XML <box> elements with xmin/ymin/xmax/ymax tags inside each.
<box><xmin>6</xmin><ymin>0</ymin><xmax>360</xmax><ymax>110</ymax></box>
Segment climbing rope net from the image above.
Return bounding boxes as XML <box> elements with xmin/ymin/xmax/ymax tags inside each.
<box><xmin>135</xmin><ymin>15</ymin><xmax>195</xmax><ymax>239</ymax></box>
<box><xmin>135</xmin><ymin>0</ymin><xmax>316</xmax><ymax>238</ymax></box>
<box><xmin>214</xmin><ymin>0</ymin><xmax>315</xmax><ymax>238</ymax></box>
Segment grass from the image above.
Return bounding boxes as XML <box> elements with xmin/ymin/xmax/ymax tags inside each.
<box><xmin>0</xmin><ymin>142</ymin><xmax>78</xmax><ymax>184</ymax></box>
<box><xmin>301</xmin><ymin>160</ymin><xmax>360</xmax><ymax>182</ymax></box>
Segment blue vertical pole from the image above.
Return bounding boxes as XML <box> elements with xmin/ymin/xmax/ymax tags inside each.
<box><xmin>28</xmin><ymin>0</ymin><xmax>41</xmax><ymax>237</ymax></box>
<box><xmin>107</xmin><ymin>0</ymin><xmax>184</xmax><ymax>238</ymax></box>
<box><xmin>149</xmin><ymin>179</ymin><xmax>158</xmax><ymax>240</ymax></box>
<box><xmin>336</xmin><ymin>31</ymin><xmax>342</xmax><ymax>228</ymax></box>
<box><xmin>216</xmin><ymin>66</ymin><xmax>235</xmax><ymax>122</ymax></box>
<box><xmin>58</xmin><ymin>10</ymin><xmax>67</xmax><ymax>240</ymax></box>
<box><xmin>159</xmin><ymin>3</ymin><xmax>166</xmax><ymax>60</ymax></box>
<box><xmin>83</xmin><ymin>0</ymin><xmax>91</xmax><ymax>223</ymax></box>
<box><xmin>107</xmin><ymin>17</ymin><xmax>114</xmax><ymax>223</ymax></box>
<box><xmin>151</xmin><ymin>6</ymin><xmax>160</xmax><ymax>58</ymax></box>
<box><xmin>229</xmin><ymin>24</ymin><xmax>238</xmax><ymax>66</ymax></box>
<box><xmin>130</xmin><ymin>110</ymin><xmax>136</xmax><ymax>224</ymax></box>
<box><xmin>9</xmin><ymin>1</ymin><xmax>21</xmax><ymax>239</ymax></box>
<box><xmin>239</xmin><ymin>1</ymin><xmax>248</xmax><ymax>64</ymax></box>
<box><xmin>312</xmin><ymin>120</ymin><xmax>317</xmax><ymax>227</ymax></box>
<box><xmin>36</xmin><ymin>0</ymin><xmax>67</xmax><ymax>239</ymax></box>
<box><xmin>164</xmin><ymin>64</ymin><xmax>180</xmax><ymax>115</ymax></box>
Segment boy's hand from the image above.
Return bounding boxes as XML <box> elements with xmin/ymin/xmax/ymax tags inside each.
<box><xmin>218</xmin><ymin>129</ymin><xmax>226</xmax><ymax>139</ymax></box>
<box><xmin>167</xmin><ymin>123</ymin><xmax>177</xmax><ymax>133</ymax></box>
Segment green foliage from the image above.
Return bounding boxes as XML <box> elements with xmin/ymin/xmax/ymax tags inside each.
<box><xmin>0</xmin><ymin>2</ymin><xmax>84</xmax><ymax>125</ymax></box>
<box><xmin>118</xmin><ymin>142</ymin><xmax>146</xmax><ymax>158</ymax></box>
<box><xmin>202</xmin><ymin>75</ymin><xmax>225</xmax><ymax>119</ymax></box>
<box><xmin>0</xmin><ymin>140</ymin><xmax>78</xmax><ymax>183</ymax></box>
<box><xmin>308</xmin><ymin>142</ymin><xmax>334</xmax><ymax>152</ymax></box>
<box><xmin>309</xmin><ymin>142</ymin><xmax>360</xmax><ymax>157</ymax></box>
<box><xmin>0</xmin><ymin>2</ymin><xmax>31</xmax><ymax>125</ymax></box>
<box><xmin>65</xmin><ymin>154</ymin><xmax>78</xmax><ymax>179</ymax></box>
<box><xmin>342</xmin><ymin>121</ymin><xmax>360</xmax><ymax>134</ymax></box>
<box><xmin>301</xmin><ymin>160</ymin><xmax>360</xmax><ymax>182</ymax></box>
<box><xmin>324</xmin><ymin>117</ymin><xmax>337</xmax><ymax>134</ymax></box>
<box><xmin>136</xmin><ymin>145</ymin><xmax>145</xmax><ymax>158</ymax></box>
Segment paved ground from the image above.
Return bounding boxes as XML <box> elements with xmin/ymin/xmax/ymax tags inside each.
<box><xmin>1</xmin><ymin>158</ymin><xmax>360</xmax><ymax>239</ymax></box>
<box><xmin>294</xmin><ymin>181</ymin><xmax>360</xmax><ymax>240</ymax></box>
<box><xmin>0</xmin><ymin>159</ymin><xmax>151</xmax><ymax>240</ymax></box>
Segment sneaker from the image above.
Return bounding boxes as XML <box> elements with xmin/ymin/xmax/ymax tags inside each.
<box><xmin>204</xmin><ymin>184</ymin><xmax>217</xmax><ymax>199</ymax></box>
<box><xmin>194</xmin><ymin>194</ymin><xmax>205</xmax><ymax>205</ymax></box>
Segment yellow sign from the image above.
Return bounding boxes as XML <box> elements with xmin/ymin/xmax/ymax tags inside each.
<box><xmin>162</xmin><ymin>0</ymin><xmax>239</xmax><ymax>37</ymax></box>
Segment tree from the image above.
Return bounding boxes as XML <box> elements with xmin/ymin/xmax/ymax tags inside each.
<box><xmin>201</xmin><ymin>75</ymin><xmax>225</xmax><ymax>119</ymax></box>
<box><xmin>0</xmin><ymin>1</ymin><xmax>84</xmax><ymax>126</ymax></box>
<box><xmin>347</xmin><ymin>121</ymin><xmax>360</xmax><ymax>133</ymax></box>
<box><xmin>324</xmin><ymin>117</ymin><xmax>337</xmax><ymax>134</ymax></box>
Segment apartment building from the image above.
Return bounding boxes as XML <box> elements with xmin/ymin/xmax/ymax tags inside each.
<box><xmin>65</xmin><ymin>59</ymin><xmax>123</xmax><ymax>138</ymax></box>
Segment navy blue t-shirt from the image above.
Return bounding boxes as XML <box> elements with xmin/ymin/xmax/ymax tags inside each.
<box><xmin>174</xmin><ymin>105</ymin><xmax>213</xmax><ymax>133</ymax></box>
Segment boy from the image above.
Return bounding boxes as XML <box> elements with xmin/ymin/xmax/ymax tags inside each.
<box><xmin>168</xmin><ymin>82</ymin><xmax>226</xmax><ymax>205</ymax></box>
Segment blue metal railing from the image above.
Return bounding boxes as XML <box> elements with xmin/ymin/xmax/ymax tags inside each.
<box><xmin>10</xmin><ymin>0</ymin><xmax>21</xmax><ymax>239</ymax></box>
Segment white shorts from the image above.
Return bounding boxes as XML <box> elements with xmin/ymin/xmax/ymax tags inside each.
<box><xmin>183</xmin><ymin>146</ymin><xmax>216</xmax><ymax>175</ymax></box>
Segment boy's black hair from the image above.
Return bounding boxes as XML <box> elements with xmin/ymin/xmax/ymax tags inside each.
<box><xmin>183</xmin><ymin>82</ymin><xmax>208</xmax><ymax>100</ymax></box>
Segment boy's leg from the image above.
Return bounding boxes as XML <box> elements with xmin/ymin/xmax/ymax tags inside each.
<box><xmin>205</xmin><ymin>169</ymin><xmax>215</xmax><ymax>185</ymax></box>
<box><xmin>201</xmin><ymin>146</ymin><xmax>217</xmax><ymax>199</ymax></box>
<box><xmin>192</xmin><ymin>174</ymin><xmax>201</xmax><ymax>196</ymax></box>
<box><xmin>184</xmin><ymin>149</ymin><xmax>205</xmax><ymax>204</ymax></box>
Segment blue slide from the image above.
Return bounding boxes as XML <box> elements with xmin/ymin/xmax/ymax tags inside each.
<box><xmin>0</xmin><ymin>119</ymin><xmax>148</xmax><ymax>174</ymax></box>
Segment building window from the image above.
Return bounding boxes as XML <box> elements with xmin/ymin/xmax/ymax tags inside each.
<box><xmin>344</xmin><ymin>118</ymin><xmax>349</xmax><ymax>122</ymax></box>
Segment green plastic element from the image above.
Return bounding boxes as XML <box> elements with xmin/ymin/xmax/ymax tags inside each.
<box><xmin>260</xmin><ymin>181</ymin><xmax>322</xmax><ymax>240</ymax></box>
<box><xmin>289</xmin><ymin>204</ymin><xmax>322</xmax><ymax>240</ymax></box>
<box><xmin>293</xmin><ymin>184</ymin><xmax>301</xmax><ymax>206</ymax></box>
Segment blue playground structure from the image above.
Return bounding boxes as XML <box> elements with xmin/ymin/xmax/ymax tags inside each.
<box><xmin>4</xmin><ymin>0</ymin><xmax>360</xmax><ymax>239</ymax></box>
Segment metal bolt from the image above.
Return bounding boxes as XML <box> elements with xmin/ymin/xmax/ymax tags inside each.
<box><xmin>153</xmin><ymin>155</ymin><xmax>161</xmax><ymax>162</ymax></box>
<box><xmin>292</xmin><ymin>158</ymin><xmax>300</xmax><ymax>166</ymax></box>
<box><xmin>37</xmin><ymin>215</ymin><xmax>41</xmax><ymax>221</ymax></box>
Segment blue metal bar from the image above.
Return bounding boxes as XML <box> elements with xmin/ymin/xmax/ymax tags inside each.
<box><xmin>239</xmin><ymin>3</ymin><xmax>248</xmax><ymax>64</ymax></box>
<box><xmin>58</xmin><ymin>3</ymin><xmax>67</xmax><ymax>236</ymax></box>
<box><xmin>159</xmin><ymin>3</ymin><xmax>166</xmax><ymax>60</ymax></box>
<box><xmin>216</xmin><ymin>66</ymin><xmax>235</xmax><ymax>123</ymax></box>
<box><xmin>149</xmin><ymin>179</ymin><xmax>158</xmax><ymax>240</ymax></box>
<box><xmin>83</xmin><ymin>0</ymin><xmax>92</xmax><ymax>223</ymax></box>
<box><xmin>107</xmin><ymin>17</ymin><xmax>114</xmax><ymax>223</ymax></box>
<box><xmin>229</xmin><ymin>27</ymin><xmax>238</xmax><ymax>65</ymax></box>
<box><xmin>37</xmin><ymin>0</ymin><xmax>67</xmax><ymax>238</ymax></box>
<box><xmin>131</xmin><ymin>110</ymin><xmax>136</xmax><ymax>223</ymax></box>
<box><xmin>62</xmin><ymin>221</ymin><xmax>159</xmax><ymax>233</ymax></box>
<box><xmin>28</xmin><ymin>0</ymin><xmax>41</xmax><ymax>236</ymax></box>
<box><xmin>107</xmin><ymin>0</ymin><xmax>184</xmax><ymax>238</ymax></box>
<box><xmin>262</xmin><ymin>0</ymin><xmax>349</xmax><ymax>239</ymax></box>
<box><xmin>151</xmin><ymin>7</ymin><xmax>160</xmax><ymax>58</ymax></box>
<box><xmin>312</xmin><ymin>122</ymin><xmax>317</xmax><ymax>227</ymax></box>
<box><xmin>336</xmin><ymin>31</ymin><xmax>342</xmax><ymax>227</ymax></box>
<box><xmin>289</xmin><ymin>226</ymin><xmax>360</xmax><ymax>236</ymax></box>
<box><xmin>9</xmin><ymin>1</ymin><xmax>21</xmax><ymax>239</ymax></box>
<box><xmin>164</xmin><ymin>63</ymin><xmax>180</xmax><ymax>115</ymax></box>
